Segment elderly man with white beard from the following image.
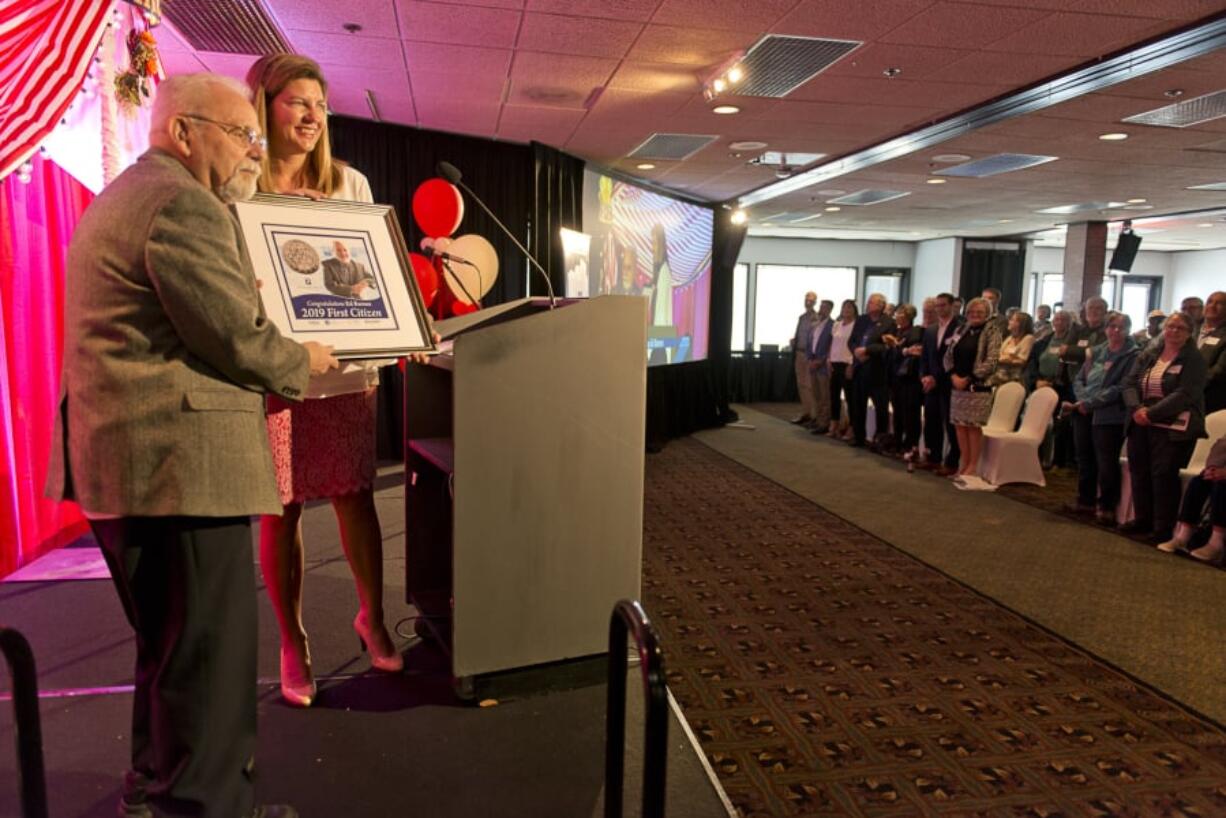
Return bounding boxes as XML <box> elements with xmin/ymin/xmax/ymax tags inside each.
<box><xmin>47</xmin><ymin>73</ymin><xmax>338</xmax><ymax>818</ymax></box>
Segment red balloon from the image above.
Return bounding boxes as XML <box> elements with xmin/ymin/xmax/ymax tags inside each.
<box><xmin>408</xmin><ymin>252</ymin><xmax>438</xmax><ymax>308</ymax></box>
<box><xmin>411</xmin><ymin>178</ymin><xmax>463</xmax><ymax>238</ymax></box>
<box><xmin>450</xmin><ymin>300</ymin><xmax>479</xmax><ymax>317</ymax></box>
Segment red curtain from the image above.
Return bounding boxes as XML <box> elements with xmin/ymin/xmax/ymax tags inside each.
<box><xmin>0</xmin><ymin>154</ymin><xmax>92</xmax><ymax>577</ymax></box>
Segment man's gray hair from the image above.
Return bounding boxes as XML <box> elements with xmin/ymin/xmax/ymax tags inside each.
<box><xmin>151</xmin><ymin>73</ymin><xmax>251</xmax><ymax>135</ymax></box>
<box><xmin>1085</xmin><ymin>296</ymin><xmax>1108</xmax><ymax>311</ymax></box>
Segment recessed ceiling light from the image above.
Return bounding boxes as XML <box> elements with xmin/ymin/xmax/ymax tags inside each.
<box><xmin>825</xmin><ymin>206</ymin><xmax>841</xmax><ymax>212</ymax></box>
<box><xmin>1123</xmin><ymin>204</ymin><xmax>1153</xmax><ymax>210</ymax></box>
<box><xmin>729</xmin><ymin>140</ymin><xmax>767</xmax><ymax>151</ymax></box>
<box><xmin>1099</xmin><ymin>132</ymin><xmax>1129</xmax><ymax>141</ymax></box>
<box><xmin>998</xmin><ymin>219</ymin><xmax>1014</xmax><ymax>223</ymax></box>
<box><xmin>816</xmin><ymin>189</ymin><xmax>846</xmax><ymax>196</ymax></box>
<box><xmin>926</xmin><ymin>178</ymin><xmax>947</xmax><ymax>184</ymax></box>
<box><xmin>636</xmin><ymin>163</ymin><xmax>655</xmax><ymax>170</ymax></box>
<box><xmin>932</xmin><ymin>154</ymin><xmax>971</xmax><ymax>163</ymax></box>
<box><xmin>1126</xmin><ymin>198</ymin><xmax>1147</xmax><ymax>203</ymax></box>
<box><xmin>1164</xmin><ymin>88</ymin><xmax>1185</xmax><ymax>98</ymax></box>
<box><xmin>712</xmin><ymin>104</ymin><xmax>740</xmax><ymax>115</ymax></box>
<box><xmin>882</xmin><ymin>67</ymin><xmax>902</xmax><ymax>78</ymax></box>
<box><xmin>1198</xmin><ymin>222</ymin><xmax>1214</xmax><ymax>227</ymax></box>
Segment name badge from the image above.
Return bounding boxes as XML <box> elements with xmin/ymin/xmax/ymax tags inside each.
<box><xmin>1168</xmin><ymin>365</ymin><xmax>1183</xmax><ymax>375</ymax></box>
<box><xmin>1206</xmin><ymin>336</ymin><xmax>1221</xmax><ymax>346</ymax></box>
<box><xmin>1078</xmin><ymin>339</ymin><xmax>1089</xmax><ymax>347</ymax></box>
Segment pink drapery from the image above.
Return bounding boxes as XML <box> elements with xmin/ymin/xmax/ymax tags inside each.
<box><xmin>0</xmin><ymin>155</ymin><xmax>92</xmax><ymax>577</ymax></box>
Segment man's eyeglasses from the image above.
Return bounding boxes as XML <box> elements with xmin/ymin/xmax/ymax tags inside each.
<box><xmin>182</xmin><ymin>114</ymin><xmax>267</xmax><ymax>152</ymax></box>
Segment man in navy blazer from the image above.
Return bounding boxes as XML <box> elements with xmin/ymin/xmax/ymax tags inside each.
<box><xmin>920</xmin><ymin>292</ymin><xmax>963</xmax><ymax>473</ymax></box>
<box><xmin>1200</xmin><ymin>291</ymin><xmax>1226</xmax><ymax>413</ymax></box>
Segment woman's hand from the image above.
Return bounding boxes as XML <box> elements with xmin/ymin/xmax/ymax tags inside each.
<box><xmin>285</xmin><ymin>188</ymin><xmax>325</xmax><ymax>201</ymax></box>
<box><xmin>952</xmin><ymin>374</ymin><xmax>970</xmax><ymax>390</ymax></box>
<box><xmin>1077</xmin><ymin>401</ymin><xmax>1090</xmax><ymax>415</ymax></box>
<box><xmin>1132</xmin><ymin>407</ymin><xmax>1151</xmax><ymax>426</ymax></box>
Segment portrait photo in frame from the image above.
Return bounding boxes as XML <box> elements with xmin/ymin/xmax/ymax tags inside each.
<box><xmin>232</xmin><ymin>194</ymin><xmax>436</xmax><ymax>359</ymax></box>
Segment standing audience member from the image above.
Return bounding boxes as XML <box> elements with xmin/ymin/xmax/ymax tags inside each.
<box><xmin>1182</xmin><ymin>296</ymin><xmax>1205</xmax><ymax>332</ymax></box>
<box><xmin>828</xmin><ymin>299</ymin><xmax>857</xmax><ymax>438</ymax></box>
<box><xmin>1198</xmin><ymin>291</ymin><xmax>1226</xmax><ymax>413</ymax></box>
<box><xmin>1033</xmin><ymin>304</ymin><xmax>1053</xmax><ymax>341</ymax></box>
<box><xmin>981</xmin><ymin>287</ymin><xmax>1009</xmax><ymax>335</ymax></box>
<box><xmin>1032</xmin><ymin>309</ymin><xmax>1078</xmax><ymax>468</ymax></box>
<box><xmin>888</xmin><ymin>304</ymin><xmax>925</xmax><ymax>457</ymax></box>
<box><xmin>1133</xmin><ymin>309</ymin><xmax>1165</xmax><ymax>348</ymax></box>
<box><xmin>791</xmin><ymin>291</ymin><xmax>820</xmax><ymax>425</ymax></box>
<box><xmin>1062</xmin><ymin>297</ymin><xmax>1108</xmax><ymax>514</ymax></box>
<box><xmin>946</xmin><ymin>297</ymin><xmax>1002</xmax><ymax>484</ymax></box>
<box><xmin>992</xmin><ymin>310</ymin><xmax>1034</xmax><ymax>387</ymax></box>
<box><xmin>48</xmin><ymin>73</ymin><xmax>338</xmax><ymax>818</ymax></box>
<box><xmin>952</xmin><ymin>296</ymin><xmax>965</xmax><ymax>316</ymax></box>
<box><xmin>849</xmin><ymin>293</ymin><xmax>896</xmax><ymax>449</ymax></box>
<box><xmin>1157</xmin><ymin>435</ymin><xmax>1226</xmax><ymax>562</ymax></box>
<box><xmin>1122</xmin><ymin>311</ymin><xmax>1208</xmax><ymax>542</ymax></box>
<box><xmin>806</xmin><ymin>299</ymin><xmax>834</xmax><ymax>434</ymax></box>
<box><xmin>1071</xmin><ymin>312</ymin><xmax>1138</xmax><ymax>526</ymax></box>
<box><xmin>921</xmin><ymin>293</ymin><xmax>963</xmax><ymax>474</ymax></box>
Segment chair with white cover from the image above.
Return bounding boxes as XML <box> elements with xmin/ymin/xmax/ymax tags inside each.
<box><xmin>983</xmin><ymin>381</ymin><xmax>1026</xmax><ymax>434</ymax></box>
<box><xmin>1180</xmin><ymin>408</ymin><xmax>1226</xmax><ymax>490</ymax></box>
<box><xmin>979</xmin><ymin>386</ymin><xmax>1059</xmax><ymax>486</ymax></box>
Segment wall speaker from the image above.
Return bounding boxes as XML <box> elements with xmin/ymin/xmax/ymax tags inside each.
<box><xmin>1108</xmin><ymin>230</ymin><xmax>1142</xmax><ymax>273</ymax></box>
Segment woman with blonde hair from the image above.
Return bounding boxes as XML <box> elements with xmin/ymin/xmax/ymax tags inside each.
<box><xmin>246</xmin><ymin>53</ymin><xmax>402</xmax><ymax>708</ymax></box>
<box><xmin>944</xmin><ymin>297</ymin><xmax>1002</xmax><ymax>485</ymax></box>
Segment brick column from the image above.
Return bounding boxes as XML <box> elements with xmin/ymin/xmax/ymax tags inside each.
<box><xmin>1062</xmin><ymin>221</ymin><xmax>1107</xmax><ymax>311</ymax></box>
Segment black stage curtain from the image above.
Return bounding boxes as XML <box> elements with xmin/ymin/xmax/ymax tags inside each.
<box><xmin>529</xmin><ymin>141</ymin><xmax>584</xmax><ymax>299</ymax></box>
<box><xmin>644</xmin><ymin>214</ymin><xmax>747</xmax><ymax>449</ymax></box>
<box><xmin>727</xmin><ymin>351</ymin><xmax>798</xmax><ymax>403</ymax></box>
<box><xmin>960</xmin><ymin>240</ymin><xmax>1024</xmax><ymax>309</ymax></box>
<box><xmin>329</xmin><ymin>116</ymin><xmax>533</xmax><ymax>459</ymax></box>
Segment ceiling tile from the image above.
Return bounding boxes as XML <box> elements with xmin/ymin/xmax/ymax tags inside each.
<box><xmin>823</xmin><ymin>42</ymin><xmax>973</xmax><ymax>80</ymax></box>
<box><xmin>585</xmin><ymin>88</ymin><xmax>694</xmax><ymax>122</ymax></box>
<box><xmin>774</xmin><ymin>0</ymin><xmax>937</xmax><ymax>42</ymax></box>
<box><xmin>154</xmin><ymin>20</ymin><xmax>192</xmax><ymax>52</ymax></box>
<box><xmin>404</xmin><ymin>42</ymin><xmax>511</xmax><ymax>75</ymax></box>
<box><xmin>411</xmin><ymin>70</ymin><xmax>506</xmax><ymax>103</ymax></box>
<box><xmin>516</xmin><ymin>13</ymin><xmax>642</xmax><ymax>58</ymax></box>
<box><xmin>286</xmin><ymin>30</ymin><xmax>405</xmax><ymax>70</ymax></box>
<box><xmin>651</xmin><ymin>0</ymin><xmax>797</xmax><ymax>32</ymax></box>
<box><xmin>158</xmin><ymin>50</ymin><xmax>207</xmax><ymax>74</ymax></box>
<box><xmin>525</xmin><ymin>0</ymin><xmax>658</xmax><ymax>21</ymax></box>
<box><xmin>195</xmin><ymin>52</ymin><xmax>261</xmax><ymax>81</ymax></box>
<box><xmin>416</xmin><ymin>99</ymin><xmax>501</xmax><ymax>133</ymax></box>
<box><xmin>607</xmin><ymin>61</ymin><xmax>703</xmax><ymax>94</ymax></box>
<box><xmin>511</xmin><ymin>50</ymin><xmax>617</xmax><ymax>88</ymax></box>
<box><xmin>497</xmin><ymin>104</ymin><xmax>586</xmax><ymax>143</ymax></box>
<box><xmin>790</xmin><ymin>75</ymin><xmax>1010</xmax><ymax>111</ymax></box>
<box><xmin>374</xmin><ymin>95</ymin><xmax>419</xmax><ymax>126</ymax></box>
<box><xmin>879</xmin><ymin>2</ymin><xmax>1051</xmax><ymax>48</ymax></box>
<box><xmin>926</xmin><ymin>50</ymin><xmax>1086</xmax><ymax>86</ymax></box>
<box><xmin>264</xmin><ymin>0</ymin><xmax>400</xmax><ymax>36</ymax></box>
<box><xmin>627</xmin><ymin>24</ymin><xmax>753</xmax><ymax>66</ymax></box>
<box><xmin>1069</xmin><ymin>0</ymin><xmax>1226</xmax><ymax>19</ymax></box>
<box><xmin>984</xmin><ymin>12</ymin><xmax>1175</xmax><ymax>57</ymax></box>
<box><xmin>396</xmin><ymin>1</ymin><xmax>521</xmax><ymax>47</ymax></box>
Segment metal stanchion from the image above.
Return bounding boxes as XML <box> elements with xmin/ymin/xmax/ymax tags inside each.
<box><xmin>605</xmin><ymin>599</ymin><xmax>668</xmax><ymax>818</ymax></box>
<box><xmin>1</xmin><ymin>626</ymin><xmax>48</xmax><ymax>818</ymax></box>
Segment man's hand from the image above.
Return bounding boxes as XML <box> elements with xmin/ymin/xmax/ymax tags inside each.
<box><xmin>1077</xmin><ymin>401</ymin><xmax>1090</xmax><ymax>415</ymax></box>
<box><xmin>854</xmin><ymin>346</ymin><xmax>868</xmax><ymax>362</ymax></box>
<box><xmin>303</xmin><ymin>341</ymin><xmax>339</xmax><ymax>375</ymax></box>
<box><xmin>352</xmin><ymin>280</ymin><xmax>368</xmax><ymax>296</ymax></box>
<box><xmin>1132</xmin><ymin>407</ymin><xmax>1151</xmax><ymax>426</ymax></box>
<box><xmin>921</xmin><ymin>375</ymin><xmax>936</xmax><ymax>393</ymax></box>
<box><xmin>952</xmin><ymin>374</ymin><xmax>970</xmax><ymax>390</ymax></box>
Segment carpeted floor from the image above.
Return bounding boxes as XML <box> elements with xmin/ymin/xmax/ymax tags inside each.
<box><xmin>642</xmin><ymin>436</ymin><xmax>1226</xmax><ymax>817</ymax></box>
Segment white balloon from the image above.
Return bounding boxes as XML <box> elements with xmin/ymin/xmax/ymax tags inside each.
<box><xmin>420</xmin><ymin>236</ymin><xmax>436</xmax><ymax>252</ymax></box>
<box><xmin>434</xmin><ymin>236</ymin><xmax>453</xmax><ymax>253</ymax></box>
<box><xmin>443</xmin><ymin>234</ymin><xmax>500</xmax><ymax>304</ymax></box>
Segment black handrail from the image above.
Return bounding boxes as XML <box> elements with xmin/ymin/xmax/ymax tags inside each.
<box><xmin>1</xmin><ymin>626</ymin><xmax>48</xmax><ymax>818</ymax></box>
<box><xmin>605</xmin><ymin>599</ymin><xmax>668</xmax><ymax>818</ymax></box>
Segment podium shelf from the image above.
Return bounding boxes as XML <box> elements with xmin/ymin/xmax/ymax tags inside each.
<box><xmin>408</xmin><ymin>437</ymin><xmax>454</xmax><ymax>474</ymax></box>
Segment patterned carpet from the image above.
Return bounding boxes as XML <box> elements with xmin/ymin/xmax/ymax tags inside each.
<box><xmin>642</xmin><ymin>437</ymin><xmax>1226</xmax><ymax>817</ymax></box>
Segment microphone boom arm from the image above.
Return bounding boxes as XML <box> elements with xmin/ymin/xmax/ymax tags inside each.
<box><xmin>453</xmin><ymin>178</ymin><xmax>557</xmax><ymax>309</ymax></box>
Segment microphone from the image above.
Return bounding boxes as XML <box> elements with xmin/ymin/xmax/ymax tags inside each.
<box><xmin>434</xmin><ymin>250</ymin><xmax>474</xmax><ymax>267</ymax></box>
<box><xmin>435</xmin><ymin>159</ymin><xmax>556</xmax><ymax>308</ymax></box>
<box><xmin>419</xmin><ymin>237</ymin><xmax>473</xmax><ymax>266</ymax></box>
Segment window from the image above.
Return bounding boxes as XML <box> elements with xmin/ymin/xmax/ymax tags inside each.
<box><xmin>1031</xmin><ymin>272</ymin><xmax>1064</xmax><ymax>314</ymax></box>
<box><xmin>863</xmin><ymin>267</ymin><xmax>909</xmax><ymax>306</ymax></box>
<box><xmin>753</xmin><ymin>264</ymin><xmax>856</xmax><ymax>350</ymax></box>
<box><xmin>1100</xmin><ymin>274</ymin><xmax>1115</xmax><ymax>309</ymax></box>
<box><xmin>731</xmin><ymin>263</ymin><xmax>748</xmax><ymax>351</ymax></box>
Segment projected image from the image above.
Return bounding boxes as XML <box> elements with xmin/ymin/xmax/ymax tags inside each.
<box><xmin>583</xmin><ymin>171</ymin><xmax>713</xmax><ymax>366</ymax></box>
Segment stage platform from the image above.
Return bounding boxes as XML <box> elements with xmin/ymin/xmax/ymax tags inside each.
<box><xmin>0</xmin><ymin>466</ymin><xmax>731</xmax><ymax>818</ymax></box>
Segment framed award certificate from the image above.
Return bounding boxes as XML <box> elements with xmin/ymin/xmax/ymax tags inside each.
<box><xmin>232</xmin><ymin>194</ymin><xmax>436</xmax><ymax>359</ymax></box>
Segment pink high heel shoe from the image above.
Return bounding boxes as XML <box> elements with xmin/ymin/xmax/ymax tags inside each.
<box><xmin>353</xmin><ymin>614</ymin><xmax>404</xmax><ymax>673</ymax></box>
<box><xmin>279</xmin><ymin>645</ymin><xmax>316</xmax><ymax>707</ymax></box>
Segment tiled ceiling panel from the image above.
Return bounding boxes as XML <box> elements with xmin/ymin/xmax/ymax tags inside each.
<box><xmin>516</xmin><ymin>13</ymin><xmax>642</xmax><ymax>59</ymax></box>
<box><xmin>984</xmin><ymin>12</ymin><xmax>1170</xmax><ymax>57</ymax></box>
<box><xmin>404</xmin><ymin>43</ymin><xmax>512</xmax><ymax>76</ymax></box>
<box><xmin>775</xmin><ymin>0</ymin><xmax>938</xmax><ymax>42</ymax></box>
<box><xmin>823</xmin><ymin>42</ymin><xmax>973</xmax><ymax>79</ymax></box>
<box><xmin>651</xmin><ymin>0</ymin><xmax>798</xmax><ymax>32</ymax></box>
<box><xmin>627</xmin><ymin>24</ymin><xmax>752</xmax><ymax>65</ymax></box>
<box><xmin>264</xmin><ymin>0</ymin><xmax>399</xmax><ymax>35</ymax></box>
<box><xmin>524</xmin><ymin>0</ymin><xmax>659</xmax><ymax>22</ymax></box>
<box><xmin>287</xmin><ymin>30</ymin><xmax>405</xmax><ymax>70</ymax></box>
<box><xmin>396</xmin><ymin>1</ymin><xmax>522</xmax><ymax>48</ymax></box>
<box><xmin>878</xmin><ymin>2</ymin><xmax>1050</xmax><ymax>49</ymax></box>
<box><xmin>606</xmin><ymin>61</ymin><xmax>703</xmax><ymax>94</ymax></box>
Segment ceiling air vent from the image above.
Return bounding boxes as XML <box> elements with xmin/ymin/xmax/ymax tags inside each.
<box><xmin>162</xmin><ymin>0</ymin><xmax>291</xmax><ymax>54</ymax></box>
<box><xmin>1123</xmin><ymin>90</ymin><xmax>1226</xmax><ymax>128</ymax></box>
<box><xmin>826</xmin><ymin>189</ymin><xmax>910</xmax><ymax>206</ymax></box>
<box><xmin>734</xmin><ymin>35</ymin><xmax>860</xmax><ymax>98</ymax></box>
<box><xmin>933</xmin><ymin>153</ymin><xmax>1058</xmax><ymax>178</ymax></box>
<box><xmin>627</xmin><ymin>133</ymin><xmax>718</xmax><ymax>161</ymax></box>
<box><xmin>1187</xmin><ymin>182</ymin><xmax>1226</xmax><ymax>191</ymax></box>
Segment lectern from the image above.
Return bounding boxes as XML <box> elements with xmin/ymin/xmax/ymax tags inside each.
<box><xmin>403</xmin><ymin>296</ymin><xmax>647</xmax><ymax>695</ymax></box>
